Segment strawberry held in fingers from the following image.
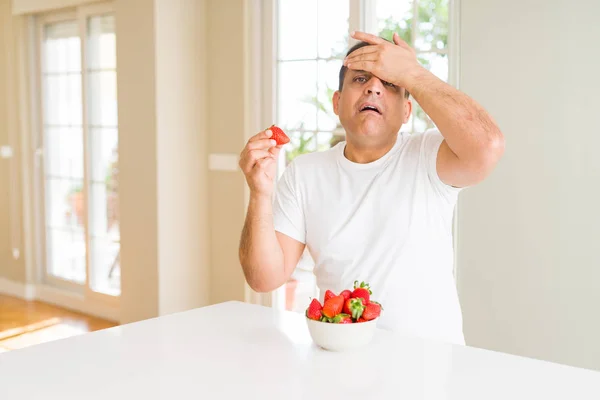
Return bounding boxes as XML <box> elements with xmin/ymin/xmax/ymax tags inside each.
<box><xmin>306</xmin><ymin>299</ymin><xmax>323</xmax><ymax>321</ymax></box>
<box><xmin>268</xmin><ymin>124</ymin><xmax>290</xmax><ymax>145</ymax></box>
<box><xmin>322</xmin><ymin>295</ymin><xmax>345</xmax><ymax>318</ymax></box>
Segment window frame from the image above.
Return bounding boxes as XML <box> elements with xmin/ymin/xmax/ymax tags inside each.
<box><xmin>246</xmin><ymin>0</ymin><xmax>461</xmax><ymax>308</ymax></box>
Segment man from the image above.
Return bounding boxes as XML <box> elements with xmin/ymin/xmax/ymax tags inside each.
<box><xmin>238</xmin><ymin>31</ymin><xmax>504</xmax><ymax>345</ymax></box>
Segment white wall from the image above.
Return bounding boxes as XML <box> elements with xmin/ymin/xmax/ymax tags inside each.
<box><xmin>457</xmin><ymin>0</ymin><xmax>600</xmax><ymax>371</ymax></box>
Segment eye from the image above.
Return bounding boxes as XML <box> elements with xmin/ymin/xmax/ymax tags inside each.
<box><xmin>354</xmin><ymin>76</ymin><xmax>367</xmax><ymax>83</ymax></box>
<box><xmin>383</xmin><ymin>80</ymin><xmax>396</xmax><ymax>88</ymax></box>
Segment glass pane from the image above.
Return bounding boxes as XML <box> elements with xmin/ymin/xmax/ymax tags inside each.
<box><xmin>87</xmin><ymin>71</ymin><xmax>118</xmax><ymax>127</ymax></box>
<box><xmin>317</xmin><ymin>60</ymin><xmax>343</xmax><ymax>131</ymax></box>
<box><xmin>90</xmin><ymin>236</ymin><xmax>120</xmax><ymax>296</ymax></box>
<box><xmin>416</xmin><ymin>0</ymin><xmax>448</xmax><ymax>51</ymax></box>
<box><xmin>46</xmin><ymin>228</ymin><xmax>86</xmax><ymax>284</ymax></box>
<box><xmin>87</xmin><ymin>14</ymin><xmax>120</xmax><ymax>296</ymax></box>
<box><xmin>277</xmin><ymin>61</ymin><xmax>318</xmax><ymax>132</ymax></box>
<box><xmin>87</xmin><ymin>15</ymin><xmax>116</xmax><ymax>70</ymax></box>
<box><xmin>89</xmin><ymin>180</ymin><xmax>120</xmax><ymax>295</ymax></box>
<box><xmin>418</xmin><ymin>52</ymin><xmax>448</xmax><ymax>81</ymax></box>
<box><xmin>317</xmin><ymin>131</ymin><xmax>345</xmax><ymax>152</ymax></box>
<box><xmin>45</xmin><ymin>178</ymin><xmax>84</xmax><ymax>230</ymax></box>
<box><xmin>45</xmin><ymin>128</ymin><xmax>84</xmax><ymax>179</ymax></box>
<box><xmin>44</xmin><ymin>74</ymin><xmax>81</xmax><ymax>126</ymax></box>
<box><xmin>317</xmin><ymin>0</ymin><xmax>349</xmax><ymax>59</ymax></box>
<box><xmin>89</xmin><ymin>128</ymin><xmax>118</xmax><ymax>183</ymax></box>
<box><xmin>43</xmin><ymin>22</ymin><xmax>80</xmax><ymax>74</ymax></box>
<box><xmin>376</xmin><ymin>0</ymin><xmax>413</xmax><ymax>44</ymax></box>
<box><xmin>413</xmin><ymin>102</ymin><xmax>436</xmax><ymax>133</ymax></box>
<box><xmin>278</xmin><ymin>0</ymin><xmax>317</xmax><ymax>60</ymax></box>
<box><xmin>284</xmin><ymin>131</ymin><xmax>317</xmax><ymax>165</ymax></box>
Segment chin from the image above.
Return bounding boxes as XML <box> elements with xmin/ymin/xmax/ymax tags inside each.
<box><xmin>355</xmin><ymin>120</ymin><xmax>386</xmax><ymax>137</ymax></box>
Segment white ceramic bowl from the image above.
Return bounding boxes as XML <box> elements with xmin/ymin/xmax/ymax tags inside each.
<box><xmin>306</xmin><ymin>317</ymin><xmax>378</xmax><ymax>351</ymax></box>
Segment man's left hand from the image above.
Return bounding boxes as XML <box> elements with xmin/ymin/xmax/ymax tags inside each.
<box><xmin>343</xmin><ymin>31</ymin><xmax>425</xmax><ymax>89</ymax></box>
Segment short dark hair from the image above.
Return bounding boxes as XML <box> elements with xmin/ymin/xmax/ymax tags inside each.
<box><xmin>338</xmin><ymin>39</ymin><xmax>410</xmax><ymax>99</ymax></box>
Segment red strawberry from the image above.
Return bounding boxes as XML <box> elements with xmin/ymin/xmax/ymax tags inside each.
<box><xmin>268</xmin><ymin>125</ymin><xmax>290</xmax><ymax>145</ymax></box>
<box><xmin>340</xmin><ymin>290</ymin><xmax>352</xmax><ymax>301</ymax></box>
<box><xmin>324</xmin><ymin>290</ymin><xmax>336</xmax><ymax>302</ymax></box>
<box><xmin>322</xmin><ymin>295</ymin><xmax>344</xmax><ymax>318</ymax></box>
<box><xmin>331</xmin><ymin>313</ymin><xmax>352</xmax><ymax>324</ymax></box>
<box><xmin>357</xmin><ymin>317</ymin><xmax>367</xmax><ymax>323</ymax></box>
<box><xmin>342</xmin><ymin>298</ymin><xmax>365</xmax><ymax>321</ymax></box>
<box><xmin>362</xmin><ymin>302</ymin><xmax>381</xmax><ymax>321</ymax></box>
<box><xmin>351</xmin><ymin>280</ymin><xmax>372</xmax><ymax>304</ymax></box>
<box><xmin>306</xmin><ymin>299</ymin><xmax>322</xmax><ymax>321</ymax></box>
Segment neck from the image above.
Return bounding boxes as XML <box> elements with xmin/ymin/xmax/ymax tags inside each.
<box><xmin>343</xmin><ymin>135</ymin><xmax>398</xmax><ymax>164</ymax></box>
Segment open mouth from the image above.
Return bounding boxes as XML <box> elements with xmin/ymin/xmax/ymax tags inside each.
<box><xmin>359</xmin><ymin>103</ymin><xmax>382</xmax><ymax>115</ymax></box>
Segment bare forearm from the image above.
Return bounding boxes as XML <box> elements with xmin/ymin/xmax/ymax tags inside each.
<box><xmin>239</xmin><ymin>194</ymin><xmax>285</xmax><ymax>292</ymax></box>
<box><xmin>406</xmin><ymin>68</ymin><xmax>505</xmax><ymax>164</ymax></box>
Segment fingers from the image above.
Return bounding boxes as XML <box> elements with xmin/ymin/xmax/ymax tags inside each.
<box><xmin>344</xmin><ymin>46</ymin><xmax>378</xmax><ymax>61</ymax></box>
<box><xmin>240</xmin><ymin>149</ymin><xmax>273</xmax><ymax>173</ymax></box>
<box><xmin>392</xmin><ymin>32</ymin><xmax>410</xmax><ymax>49</ymax></box>
<box><xmin>345</xmin><ymin>60</ymin><xmax>375</xmax><ymax>72</ymax></box>
<box><xmin>343</xmin><ymin>49</ymin><xmax>378</xmax><ymax>66</ymax></box>
<box><xmin>247</xmin><ymin>138</ymin><xmax>277</xmax><ymax>151</ymax></box>
<box><xmin>344</xmin><ymin>55</ymin><xmax>378</xmax><ymax>67</ymax></box>
<box><xmin>351</xmin><ymin>31</ymin><xmax>384</xmax><ymax>45</ymax></box>
<box><xmin>249</xmin><ymin>129</ymin><xmax>273</xmax><ymax>142</ymax></box>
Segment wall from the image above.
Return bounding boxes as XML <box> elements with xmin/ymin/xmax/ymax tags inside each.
<box><xmin>206</xmin><ymin>0</ymin><xmax>247</xmax><ymax>305</ymax></box>
<box><xmin>0</xmin><ymin>0</ymin><xmax>26</xmax><ymax>284</ymax></box>
<box><xmin>154</xmin><ymin>0</ymin><xmax>211</xmax><ymax>315</ymax></box>
<box><xmin>457</xmin><ymin>0</ymin><xmax>600</xmax><ymax>371</ymax></box>
<box><xmin>114</xmin><ymin>0</ymin><xmax>160</xmax><ymax>322</ymax></box>
<box><xmin>117</xmin><ymin>0</ymin><xmax>212</xmax><ymax>322</ymax></box>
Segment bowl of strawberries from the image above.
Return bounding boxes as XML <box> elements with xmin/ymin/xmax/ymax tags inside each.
<box><xmin>305</xmin><ymin>280</ymin><xmax>383</xmax><ymax>352</ymax></box>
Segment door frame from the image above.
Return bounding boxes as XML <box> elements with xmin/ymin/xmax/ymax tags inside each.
<box><xmin>27</xmin><ymin>1</ymin><xmax>120</xmax><ymax>319</ymax></box>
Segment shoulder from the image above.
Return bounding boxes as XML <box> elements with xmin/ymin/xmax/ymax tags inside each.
<box><xmin>282</xmin><ymin>143</ymin><xmax>341</xmax><ymax>174</ymax></box>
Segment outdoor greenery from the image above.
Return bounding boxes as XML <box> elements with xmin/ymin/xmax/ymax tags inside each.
<box><xmin>284</xmin><ymin>0</ymin><xmax>448</xmax><ymax>164</ymax></box>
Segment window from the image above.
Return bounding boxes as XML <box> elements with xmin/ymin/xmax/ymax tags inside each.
<box><xmin>37</xmin><ymin>4</ymin><xmax>119</xmax><ymax>298</ymax></box>
<box><xmin>273</xmin><ymin>0</ymin><xmax>452</xmax><ymax>312</ymax></box>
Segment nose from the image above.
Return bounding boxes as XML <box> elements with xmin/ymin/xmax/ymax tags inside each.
<box><xmin>365</xmin><ymin>77</ymin><xmax>383</xmax><ymax>96</ymax></box>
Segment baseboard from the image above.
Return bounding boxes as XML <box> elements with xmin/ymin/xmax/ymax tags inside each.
<box><xmin>35</xmin><ymin>284</ymin><xmax>119</xmax><ymax>323</ymax></box>
<box><xmin>0</xmin><ymin>277</ymin><xmax>36</xmax><ymax>300</ymax></box>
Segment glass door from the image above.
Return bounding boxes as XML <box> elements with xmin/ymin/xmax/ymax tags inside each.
<box><xmin>37</xmin><ymin>4</ymin><xmax>119</xmax><ymax>299</ymax></box>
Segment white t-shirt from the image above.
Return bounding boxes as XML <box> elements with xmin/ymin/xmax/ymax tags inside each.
<box><xmin>273</xmin><ymin>128</ymin><xmax>465</xmax><ymax>345</ymax></box>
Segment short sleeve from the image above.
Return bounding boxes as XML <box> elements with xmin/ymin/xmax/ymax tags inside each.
<box><xmin>272</xmin><ymin>161</ymin><xmax>306</xmax><ymax>244</ymax></box>
<box><xmin>422</xmin><ymin>128</ymin><xmax>464</xmax><ymax>197</ymax></box>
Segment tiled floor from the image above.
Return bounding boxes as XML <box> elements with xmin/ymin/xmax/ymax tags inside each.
<box><xmin>0</xmin><ymin>294</ymin><xmax>117</xmax><ymax>353</ymax></box>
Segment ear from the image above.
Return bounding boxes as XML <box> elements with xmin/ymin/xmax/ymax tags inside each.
<box><xmin>404</xmin><ymin>98</ymin><xmax>412</xmax><ymax>124</ymax></box>
<box><xmin>333</xmin><ymin>90</ymin><xmax>341</xmax><ymax>116</ymax></box>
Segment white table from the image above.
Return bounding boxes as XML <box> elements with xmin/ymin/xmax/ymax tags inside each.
<box><xmin>1</xmin><ymin>301</ymin><xmax>599</xmax><ymax>399</ymax></box>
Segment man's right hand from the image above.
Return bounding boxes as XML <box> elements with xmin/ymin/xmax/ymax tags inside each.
<box><xmin>239</xmin><ymin>129</ymin><xmax>282</xmax><ymax>197</ymax></box>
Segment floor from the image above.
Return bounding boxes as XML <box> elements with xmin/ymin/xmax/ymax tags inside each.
<box><xmin>0</xmin><ymin>294</ymin><xmax>117</xmax><ymax>353</ymax></box>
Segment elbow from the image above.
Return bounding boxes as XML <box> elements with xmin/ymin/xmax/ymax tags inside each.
<box><xmin>474</xmin><ymin>130</ymin><xmax>506</xmax><ymax>181</ymax></box>
<box><xmin>488</xmin><ymin>129</ymin><xmax>506</xmax><ymax>161</ymax></box>
<box><xmin>240</xmin><ymin>259</ymin><xmax>279</xmax><ymax>293</ymax></box>
<box><xmin>245</xmin><ymin>274</ymin><xmax>278</xmax><ymax>293</ymax></box>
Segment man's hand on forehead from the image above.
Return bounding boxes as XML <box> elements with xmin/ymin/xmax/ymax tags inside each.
<box><xmin>344</xmin><ymin>31</ymin><xmax>424</xmax><ymax>89</ymax></box>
